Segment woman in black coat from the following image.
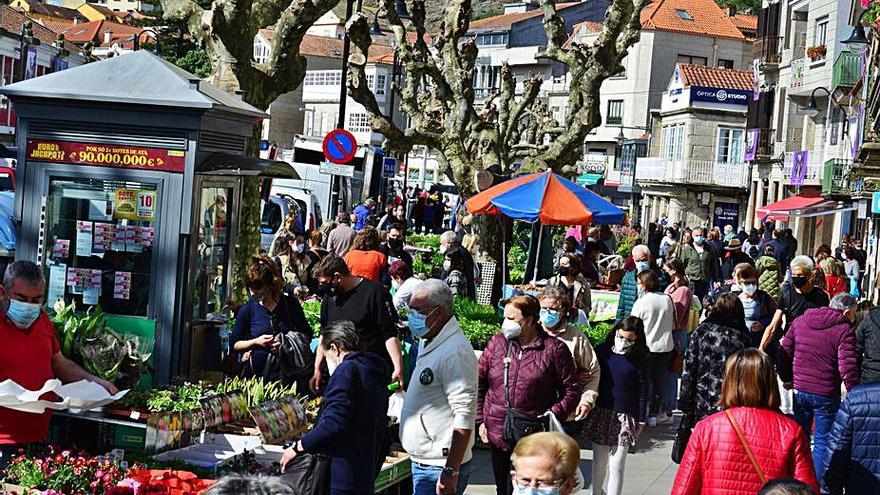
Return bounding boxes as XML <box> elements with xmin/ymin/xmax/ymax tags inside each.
<box><xmin>281</xmin><ymin>320</ymin><xmax>389</xmax><ymax>494</ymax></box>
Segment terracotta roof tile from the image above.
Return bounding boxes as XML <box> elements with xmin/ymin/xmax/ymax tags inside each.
<box><xmin>40</xmin><ymin>18</ymin><xmax>75</xmax><ymax>35</ymax></box>
<box><xmin>678</xmin><ymin>63</ymin><xmax>754</xmax><ymax>90</ymax></box>
<box><xmin>469</xmin><ymin>3</ymin><xmax>580</xmax><ymax>31</ymax></box>
<box><xmin>261</xmin><ymin>31</ymin><xmax>395</xmax><ymax>64</ymax></box>
<box><xmin>0</xmin><ymin>5</ymin><xmax>81</xmax><ymax>53</ymax></box>
<box><xmin>17</xmin><ymin>0</ymin><xmax>85</xmax><ymax>21</ymax></box>
<box><xmin>59</xmin><ymin>19</ymin><xmax>141</xmax><ymax>43</ymax></box>
<box><xmin>640</xmin><ymin>0</ymin><xmax>745</xmax><ymax>40</ymax></box>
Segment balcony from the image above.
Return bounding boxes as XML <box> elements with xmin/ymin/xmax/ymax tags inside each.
<box><xmin>753</xmin><ymin>36</ymin><xmax>782</xmax><ymax>68</ymax></box>
<box><xmin>785</xmin><ymin>128</ymin><xmax>803</xmax><ymax>152</ymax></box>
<box><xmin>783</xmin><ymin>149</ymin><xmax>844</xmax><ymax>186</ymax></box>
<box><xmin>822</xmin><ymin>158</ymin><xmax>854</xmax><ymax>196</ymax></box>
<box><xmin>832</xmin><ymin>51</ymin><xmax>861</xmax><ymax>91</ymax></box>
<box><xmin>635</xmin><ymin>158</ymin><xmax>749</xmax><ymax>189</ymax></box>
<box><xmin>749</xmin><ymin>128</ymin><xmax>776</xmax><ymax>159</ymax></box>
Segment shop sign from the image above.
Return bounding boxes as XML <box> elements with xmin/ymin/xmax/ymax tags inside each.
<box><xmin>382</xmin><ymin>157</ymin><xmax>397</xmax><ymax>179</ymax></box>
<box><xmin>26</xmin><ymin>139</ymin><xmax>186</xmax><ymax>173</ymax></box>
<box><xmin>713</xmin><ymin>202</ymin><xmax>739</xmax><ymax>231</ymax></box>
<box><xmin>690</xmin><ymin>87</ymin><xmax>750</xmax><ymax>106</ymax></box>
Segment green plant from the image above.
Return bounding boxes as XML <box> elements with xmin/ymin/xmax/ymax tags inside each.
<box><xmin>453</xmin><ymin>298</ymin><xmax>502</xmax><ymax>325</ymax></box>
<box><xmin>576</xmin><ymin>321</ymin><xmax>615</xmax><ymax>346</ymax></box>
<box><xmin>301</xmin><ymin>300</ymin><xmax>322</xmax><ymax>337</ymax></box>
<box><xmin>409</xmin><ymin>234</ymin><xmax>440</xmax><ymax>249</ymax></box>
<box><xmin>216</xmin><ymin>376</ymin><xmax>298</xmax><ymax>411</ymax></box>
<box><xmin>145</xmin><ymin>382</ymin><xmax>209</xmax><ymax>412</ymax></box>
<box><xmin>52</xmin><ymin>300</ymin><xmax>105</xmax><ymax>362</ymax></box>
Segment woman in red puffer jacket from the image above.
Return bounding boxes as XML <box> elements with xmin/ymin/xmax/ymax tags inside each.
<box><xmin>672</xmin><ymin>348</ymin><xmax>818</xmax><ymax>495</ymax></box>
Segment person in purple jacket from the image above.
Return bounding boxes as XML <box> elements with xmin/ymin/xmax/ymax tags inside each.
<box><xmin>476</xmin><ymin>294</ymin><xmax>580</xmax><ymax>495</ymax></box>
<box><xmin>779</xmin><ymin>292</ymin><xmax>860</xmax><ymax>487</ymax></box>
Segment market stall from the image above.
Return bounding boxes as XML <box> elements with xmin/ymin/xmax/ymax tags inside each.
<box><xmin>1</xmin><ymin>51</ymin><xmax>299</xmax><ymax>383</ymax></box>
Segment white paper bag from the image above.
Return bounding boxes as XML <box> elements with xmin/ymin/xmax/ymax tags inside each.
<box><xmin>544</xmin><ymin>411</ymin><xmax>586</xmax><ymax>492</ymax></box>
<box><xmin>56</xmin><ymin>380</ymin><xmax>129</xmax><ymax>413</ymax></box>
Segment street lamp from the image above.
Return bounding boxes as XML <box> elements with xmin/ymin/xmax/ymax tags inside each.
<box><xmin>843</xmin><ymin>10</ymin><xmax>869</xmax><ymax>47</ymax></box>
<box><xmin>370</xmin><ymin>14</ymin><xmax>383</xmax><ymax>36</ymax></box>
<box><xmin>804</xmin><ymin>86</ymin><xmax>831</xmax><ymax>118</ymax></box>
<box><xmin>131</xmin><ymin>28</ymin><xmax>161</xmax><ymax>54</ymax></box>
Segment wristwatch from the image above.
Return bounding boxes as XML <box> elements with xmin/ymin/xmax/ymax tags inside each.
<box><xmin>442</xmin><ymin>466</ymin><xmax>459</xmax><ymax>477</ymax></box>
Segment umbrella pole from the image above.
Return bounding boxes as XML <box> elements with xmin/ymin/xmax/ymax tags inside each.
<box><xmin>532</xmin><ymin>223</ymin><xmax>543</xmax><ymax>283</ymax></box>
<box><xmin>502</xmin><ymin>219</ymin><xmax>508</xmax><ymax>287</ymax></box>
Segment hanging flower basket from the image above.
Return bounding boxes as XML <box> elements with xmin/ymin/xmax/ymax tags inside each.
<box><xmin>807</xmin><ymin>45</ymin><xmax>827</xmax><ymax>61</ymax></box>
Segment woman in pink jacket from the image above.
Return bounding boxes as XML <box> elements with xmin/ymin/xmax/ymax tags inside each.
<box><xmin>672</xmin><ymin>348</ymin><xmax>818</xmax><ymax>494</ymax></box>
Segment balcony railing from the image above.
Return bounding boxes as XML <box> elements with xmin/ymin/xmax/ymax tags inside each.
<box><xmin>753</xmin><ymin>36</ymin><xmax>782</xmax><ymax>66</ymax></box>
<box><xmin>785</xmin><ymin>128</ymin><xmax>803</xmax><ymax>152</ymax></box>
<box><xmin>822</xmin><ymin>158</ymin><xmax>854</xmax><ymax>196</ymax></box>
<box><xmin>635</xmin><ymin>158</ymin><xmax>749</xmax><ymax>189</ymax></box>
<box><xmin>784</xmin><ymin>149</ymin><xmax>844</xmax><ymax>185</ymax></box>
<box><xmin>749</xmin><ymin>128</ymin><xmax>776</xmax><ymax>158</ymax></box>
<box><xmin>832</xmin><ymin>51</ymin><xmax>861</xmax><ymax>90</ymax></box>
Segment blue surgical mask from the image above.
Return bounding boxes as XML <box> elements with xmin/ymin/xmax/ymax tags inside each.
<box><xmin>6</xmin><ymin>299</ymin><xmax>41</xmax><ymax>329</ymax></box>
<box><xmin>694</xmin><ymin>236</ymin><xmax>705</xmax><ymax>245</ymax></box>
<box><xmin>408</xmin><ymin>308</ymin><xmax>436</xmax><ymax>338</ymax></box>
<box><xmin>514</xmin><ymin>485</ymin><xmax>560</xmax><ymax>495</ymax></box>
<box><xmin>539</xmin><ymin>309</ymin><xmax>562</xmax><ymax>329</ymax></box>
<box><xmin>635</xmin><ymin>261</ymin><xmax>651</xmax><ymax>273</ymax></box>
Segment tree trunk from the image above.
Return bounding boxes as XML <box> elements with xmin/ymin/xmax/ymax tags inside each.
<box><xmin>230</xmin><ymin>126</ymin><xmax>264</xmax><ymax>304</ymax></box>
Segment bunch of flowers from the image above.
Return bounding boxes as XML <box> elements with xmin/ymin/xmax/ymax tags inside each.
<box><xmin>3</xmin><ymin>447</ymin><xmax>126</xmax><ymax>495</ymax></box>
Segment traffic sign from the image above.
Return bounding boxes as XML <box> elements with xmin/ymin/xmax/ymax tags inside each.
<box><xmin>382</xmin><ymin>157</ymin><xmax>397</xmax><ymax>179</ymax></box>
<box><xmin>872</xmin><ymin>192</ymin><xmax>880</xmax><ymax>214</ymax></box>
<box><xmin>322</xmin><ymin>129</ymin><xmax>358</xmax><ymax>164</ymax></box>
<box><xmin>320</xmin><ymin>160</ymin><xmax>355</xmax><ymax>177</ymax></box>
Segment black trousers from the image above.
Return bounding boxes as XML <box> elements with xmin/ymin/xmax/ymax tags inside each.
<box><xmin>491</xmin><ymin>447</ymin><xmax>514</xmax><ymax>495</ymax></box>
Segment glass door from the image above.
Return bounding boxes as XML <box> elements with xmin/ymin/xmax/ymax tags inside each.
<box><xmin>192</xmin><ymin>186</ymin><xmax>233</xmax><ymax>319</ymax></box>
<box><xmin>43</xmin><ymin>177</ymin><xmax>160</xmax><ymax>316</ymax></box>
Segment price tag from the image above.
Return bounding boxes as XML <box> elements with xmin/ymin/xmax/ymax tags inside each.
<box><xmin>130</xmin><ymin>410</ymin><xmax>141</xmax><ymax>420</ymax></box>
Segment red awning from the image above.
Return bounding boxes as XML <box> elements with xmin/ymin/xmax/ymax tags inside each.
<box><xmin>757</xmin><ymin>194</ymin><xmax>825</xmax><ymax>221</ymax></box>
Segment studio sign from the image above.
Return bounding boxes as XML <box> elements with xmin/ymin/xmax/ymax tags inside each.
<box><xmin>690</xmin><ymin>86</ymin><xmax>750</xmax><ymax>106</ymax></box>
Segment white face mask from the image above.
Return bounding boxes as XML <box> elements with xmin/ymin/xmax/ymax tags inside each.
<box><xmin>443</xmin><ymin>260</ymin><xmax>453</xmax><ymax>272</ymax></box>
<box><xmin>326</xmin><ymin>346</ymin><xmax>341</xmax><ymax>375</ymax></box>
<box><xmin>502</xmin><ymin>319</ymin><xmax>522</xmax><ymax>339</ymax></box>
<box><xmin>614</xmin><ymin>334</ymin><xmax>635</xmax><ymax>354</ymax></box>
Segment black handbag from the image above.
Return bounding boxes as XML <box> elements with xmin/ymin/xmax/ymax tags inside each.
<box><xmin>262</xmin><ymin>297</ymin><xmax>315</xmax><ymax>385</ymax></box>
<box><xmin>501</xmin><ymin>342</ymin><xmax>547</xmax><ymax>446</ymax></box>
<box><xmin>281</xmin><ymin>452</ymin><xmax>331</xmax><ymax>495</ymax></box>
<box><xmin>671</xmin><ymin>416</ymin><xmax>693</xmax><ymax>464</ymax></box>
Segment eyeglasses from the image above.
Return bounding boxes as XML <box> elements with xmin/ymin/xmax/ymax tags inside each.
<box><xmin>510</xmin><ymin>473</ymin><xmax>566</xmax><ymax>489</ymax></box>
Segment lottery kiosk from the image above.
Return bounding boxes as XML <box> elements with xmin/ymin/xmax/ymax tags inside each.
<box><xmin>1</xmin><ymin>51</ymin><xmax>298</xmax><ymax>383</ymax></box>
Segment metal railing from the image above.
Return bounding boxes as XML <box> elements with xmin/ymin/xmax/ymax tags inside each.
<box><xmin>783</xmin><ymin>149</ymin><xmax>844</xmax><ymax>185</ymax></box>
<box><xmin>822</xmin><ymin>158</ymin><xmax>854</xmax><ymax>196</ymax></box>
<box><xmin>753</xmin><ymin>36</ymin><xmax>782</xmax><ymax>66</ymax></box>
<box><xmin>832</xmin><ymin>51</ymin><xmax>861</xmax><ymax>89</ymax></box>
<box><xmin>635</xmin><ymin>157</ymin><xmax>749</xmax><ymax>188</ymax></box>
<box><xmin>750</xmin><ymin>128</ymin><xmax>776</xmax><ymax>157</ymax></box>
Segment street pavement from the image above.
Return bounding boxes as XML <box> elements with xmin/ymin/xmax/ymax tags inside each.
<box><xmin>465</xmin><ymin>421</ymin><xmax>678</xmax><ymax>494</ymax></box>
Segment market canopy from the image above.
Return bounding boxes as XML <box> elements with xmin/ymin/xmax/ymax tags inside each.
<box><xmin>757</xmin><ymin>193</ymin><xmax>825</xmax><ymax>221</ymax></box>
<box><xmin>466</xmin><ymin>170</ymin><xmax>626</xmax><ymax>225</ymax></box>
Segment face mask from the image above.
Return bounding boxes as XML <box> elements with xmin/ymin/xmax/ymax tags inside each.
<box><xmin>635</xmin><ymin>261</ymin><xmax>650</xmax><ymax>273</ymax></box>
<box><xmin>293</xmin><ymin>243</ymin><xmax>305</xmax><ymax>254</ymax></box>
<box><xmin>440</xmin><ymin>244</ymin><xmax>448</xmax><ymax>254</ymax></box>
<box><xmin>540</xmin><ymin>309</ymin><xmax>562</xmax><ymax>329</ymax></box>
<box><xmin>6</xmin><ymin>299</ymin><xmax>41</xmax><ymax>329</ymax></box>
<box><xmin>502</xmin><ymin>319</ymin><xmax>522</xmax><ymax>339</ymax></box>
<box><xmin>694</xmin><ymin>236</ymin><xmax>705</xmax><ymax>245</ymax></box>
<box><xmin>557</xmin><ymin>267</ymin><xmax>570</xmax><ymax>277</ymax></box>
<box><xmin>474</xmin><ymin>244</ymin><xmax>481</xmax><ymax>253</ymax></box>
<box><xmin>408</xmin><ymin>308</ymin><xmax>436</xmax><ymax>338</ymax></box>
<box><xmin>388</xmin><ymin>238</ymin><xmax>404</xmax><ymax>250</ymax></box>
<box><xmin>614</xmin><ymin>334</ymin><xmax>635</xmax><ymax>354</ymax></box>
<box><xmin>514</xmin><ymin>486</ymin><xmax>560</xmax><ymax>495</ymax></box>
<box><xmin>317</xmin><ymin>281</ymin><xmax>338</xmax><ymax>298</ymax></box>
<box><xmin>587</xmin><ymin>237</ymin><xmax>597</xmax><ymax>242</ymax></box>
<box><xmin>792</xmin><ymin>276</ymin><xmax>808</xmax><ymax>289</ymax></box>
<box><xmin>391</xmin><ymin>279</ymin><xmax>400</xmax><ymax>290</ymax></box>
<box><xmin>443</xmin><ymin>260</ymin><xmax>453</xmax><ymax>272</ymax></box>
<box><xmin>743</xmin><ymin>283</ymin><xmax>758</xmax><ymax>296</ymax></box>
<box><xmin>326</xmin><ymin>347</ymin><xmax>340</xmax><ymax>376</ymax></box>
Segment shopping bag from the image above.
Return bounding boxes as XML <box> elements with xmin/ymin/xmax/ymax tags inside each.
<box><xmin>850</xmin><ymin>277</ymin><xmax>861</xmax><ymax>299</ymax></box>
<box><xmin>544</xmin><ymin>412</ymin><xmax>585</xmax><ymax>491</ymax></box>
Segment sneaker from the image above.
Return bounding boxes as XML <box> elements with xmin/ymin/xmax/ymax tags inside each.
<box><xmin>656</xmin><ymin>412</ymin><xmax>674</xmax><ymax>424</ymax></box>
<box><xmin>646</xmin><ymin>416</ymin><xmax>657</xmax><ymax>427</ymax></box>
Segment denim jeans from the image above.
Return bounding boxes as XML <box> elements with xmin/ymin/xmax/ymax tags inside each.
<box><xmin>794</xmin><ymin>390</ymin><xmax>840</xmax><ymax>485</ymax></box>
<box><xmin>412</xmin><ymin>460</ymin><xmax>471</xmax><ymax>495</ymax></box>
<box><xmin>645</xmin><ymin>351</ymin><xmax>673</xmax><ymax>417</ymax></box>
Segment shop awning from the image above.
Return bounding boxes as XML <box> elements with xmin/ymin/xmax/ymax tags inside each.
<box><xmin>757</xmin><ymin>194</ymin><xmax>855</xmax><ymax>221</ymax></box>
<box><xmin>195</xmin><ymin>153</ymin><xmax>300</xmax><ymax>179</ymax></box>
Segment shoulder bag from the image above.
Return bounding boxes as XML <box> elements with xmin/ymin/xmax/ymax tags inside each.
<box><xmin>671</xmin><ymin>414</ymin><xmax>693</xmax><ymax>464</ymax></box>
<box><xmin>502</xmin><ymin>341</ymin><xmax>548</xmax><ymax>446</ymax></box>
<box><xmin>282</xmin><ymin>452</ymin><xmax>331</xmax><ymax>495</ymax></box>
<box><xmin>725</xmin><ymin>409</ymin><xmax>767</xmax><ymax>485</ymax></box>
<box><xmin>263</xmin><ymin>296</ymin><xmax>315</xmax><ymax>385</ymax></box>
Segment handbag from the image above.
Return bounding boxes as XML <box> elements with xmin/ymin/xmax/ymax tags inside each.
<box><xmin>502</xmin><ymin>342</ymin><xmax>547</xmax><ymax>446</ymax></box>
<box><xmin>671</xmin><ymin>417</ymin><xmax>692</xmax><ymax>464</ymax></box>
<box><xmin>281</xmin><ymin>452</ymin><xmax>331</xmax><ymax>495</ymax></box>
<box><xmin>725</xmin><ymin>409</ymin><xmax>767</xmax><ymax>484</ymax></box>
<box><xmin>262</xmin><ymin>296</ymin><xmax>315</xmax><ymax>385</ymax></box>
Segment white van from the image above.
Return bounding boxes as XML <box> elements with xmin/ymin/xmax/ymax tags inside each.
<box><xmin>260</xmin><ymin>185</ymin><xmax>323</xmax><ymax>252</ymax></box>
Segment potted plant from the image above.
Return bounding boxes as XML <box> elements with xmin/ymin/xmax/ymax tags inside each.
<box><xmin>3</xmin><ymin>448</ymin><xmax>127</xmax><ymax>495</ymax></box>
<box><xmin>807</xmin><ymin>44</ymin><xmax>827</xmax><ymax>61</ymax></box>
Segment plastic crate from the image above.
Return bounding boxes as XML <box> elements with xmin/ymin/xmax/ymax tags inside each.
<box><xmin>475</xmin><ymin>260</ymin><xmax>495</xmax><ymax>306</ymax></box>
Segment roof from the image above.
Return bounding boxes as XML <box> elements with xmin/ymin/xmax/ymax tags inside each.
<box><xmin>0</xmin><ymin>50</ymin><xmax>266</xmax><ymax>118</ymax></box>
<box><xmin>79</xmin><ymin>3</ymin><xmax>118</xmax><ymax>19</ymax></box>
<box><xmin>640</xmin><ymin>0</ymin><xmax>745</xmax><ymax>40</ymax></box>
<box><xmin>16</xmin><ymin>0</ymin><xmax>84</xmax><ymax>21</ymax></box>
<box><xmin>261</xmin><ymin>30</ymin><xmax>396</xmax><ymax>64</ymax></box>
<box><xmin>678</xmin><ymin>63</ymin><xmax>754</xmax><ymax>90</ymax></box>
<box><xmin>0</xmin><ymin>5</ymin><xmax>81</xmax><ymax>53</ymax></box>
<box><xmin>469</xmin><ymin>3</ymin><xmax>579</xmax><ymax>31</ymax></box>
<box><xmin>730</xmin><ymin>13</ymin><xmax>757</xmax><ymax>36</ymax></box>
<box><xmin>58</xmin><ymin>19</ymin><xmax>141</xmax><ymax>44</ymax></box>
<box><xmin>39</xmin><ymin>18</ymin><xmax>75</xmax><ymax>35</ymax></box>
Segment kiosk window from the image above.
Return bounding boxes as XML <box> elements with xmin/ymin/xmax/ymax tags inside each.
<box><xmin>43</xmin><ymin>177</ymin><xmax>158</xmax><ymax>316</ymax></box>
<box><xmin>193</xmin><ymin>187</ymin><xmax>232</xmax><ymax>318</ymax></box>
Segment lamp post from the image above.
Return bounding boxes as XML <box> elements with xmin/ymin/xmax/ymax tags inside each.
<box><xmin>17</xmin><ymin>21</ymin><xmax>39</xmax><ymax>82</ymax></box>
<box><xmin>842</xmin><ymin>9</ymin><xmax>870</xmax><ymax>47</ymax></box>
<box><xmin>131</xmin><ymin>29</ymin><xmax>161</xmax><ymax>54</ymax></box>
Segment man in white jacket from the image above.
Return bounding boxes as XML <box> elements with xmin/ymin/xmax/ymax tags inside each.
<box><xmin>402</xmin><ymin>280</ymin><xmax>478</xmax><ymax>495</ymax></box>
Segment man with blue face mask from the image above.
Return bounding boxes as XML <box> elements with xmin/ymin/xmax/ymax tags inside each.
<box><xmin>0</xmin><ymin>261</ymin><xmax>117</xmax><ymax>466</ymax></box>
<box><xmin>615</xmin><ymin>244</ymin><xmax>652</xmax><ymax>322</ymax></box>
<box><xmin>402</xmin><ymin>280</ymin><xmax>478</xmax><ymax>495</ymax></box>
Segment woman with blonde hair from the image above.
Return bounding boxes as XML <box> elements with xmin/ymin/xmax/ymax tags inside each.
<box><xmin>672</xmin><ymin>349</ymin><xmax>818</xmax><ymax>494</ymax></box>
<box><xmin>510</xmin><ymin>432</ymin><xmax>581</xmax><ymax>495</ymax></box>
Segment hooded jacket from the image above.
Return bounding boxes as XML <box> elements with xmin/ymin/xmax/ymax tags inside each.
<box><xmin>823</xmin><ymin>381</ymin><xmax>880</xmax><ymax>494</ymax></box>
<box><xmin>756</xmin><ymin>255</ymin><xmax>781</xmax><ymax>300</ymax></box>
<box><xmin>778</xmin><ymin>307</ymin><xmax>859</xmax><ymax>397</ymax></box>
<box><xmin>672</xmin><ymin>407</ymin><xmax>818</xmax><ymax>494</ymax></box>
<box><xmin>855</xmin><ymin>307</ymin><xmax>880</xmax><ymax>383</ymax></box>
